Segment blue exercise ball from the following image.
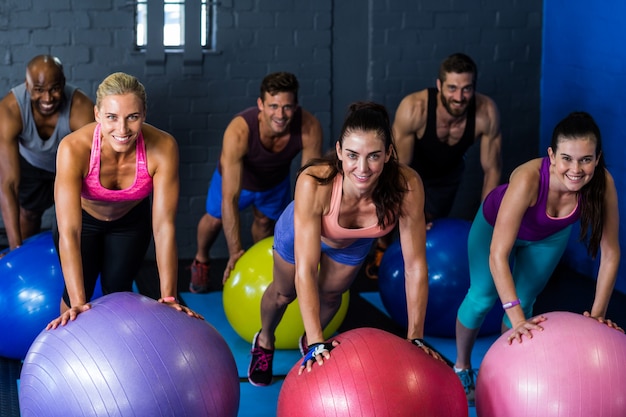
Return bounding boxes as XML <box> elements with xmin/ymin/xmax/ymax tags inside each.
<box><xmin>0</xmin><ymin>232</ymin><xmax>103</xmax><ymax>360</ymax></box>
<box><xmin>378</xmin><ymin>218</ymin><xmax>502</xmax><ymax>338</ymax></box>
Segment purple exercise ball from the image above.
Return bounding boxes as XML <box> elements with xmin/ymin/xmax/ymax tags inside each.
<box><xmin>19</xmin><ymin>292</ymin><xmax>240</xmax><ymax>417</ymax></box>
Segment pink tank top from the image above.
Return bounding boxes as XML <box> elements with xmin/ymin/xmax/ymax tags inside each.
<box><xmin>81</xmin><ymin>123</ymin><xmax>153</xmax><ymax>202</ymax></box>
<box><xmin>321</xmin><ymin>175</ymin><xmax>397</xmax><ymax>240</ymax></box>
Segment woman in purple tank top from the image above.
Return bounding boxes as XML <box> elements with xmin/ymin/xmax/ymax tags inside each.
<box><xmin>453</xmin><ymin>112</ymin><xmax>623</xmax><ymax>406</ymax></box>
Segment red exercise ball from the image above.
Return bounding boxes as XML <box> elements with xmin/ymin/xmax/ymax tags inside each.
<box><xmin>476</xmin><ymin>311</ymin><xmax>626</xmax><ymax>417</ymax></box>
<box><xmin>277</xmin><ymin>327</ymin><xmax>468</xmax><ymax>417</ymax></box>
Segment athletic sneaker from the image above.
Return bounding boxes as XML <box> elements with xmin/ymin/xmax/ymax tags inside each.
<box><xmin>298</xmin><ymin>333</ymin><xmax>309</xmax><ymax>356</ymax></box>
<box><xmin>456</xmin><ymin>368</ymin><xmax>476</xmax><ymax>407</ymax></box>
<box><xmin>248</xmin><ymin>331</ymin><xmax>274</xmax><ymax>386</ymax></box>
<box><xmin>189</xmin><ymin>259</ymin><xmax>210</xmax><ymax>293</ymax></box>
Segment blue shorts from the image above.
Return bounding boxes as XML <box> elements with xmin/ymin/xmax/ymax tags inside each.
<box><xmin>273</xmin><ymin>201</ymin><xmax>375</xmax><ymax>266</ymax></box>
<box><xmin>205</xmin><ymin>169</ymin><xmax>291</xmax><ymax>221</ymax></box>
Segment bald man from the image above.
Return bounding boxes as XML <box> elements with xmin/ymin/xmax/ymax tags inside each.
<box><xmin>0</xmin><ymin>55</ymin><xmax>94</xmax><ymax>252</ymax></box>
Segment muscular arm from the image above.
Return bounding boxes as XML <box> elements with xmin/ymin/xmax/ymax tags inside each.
<box><xmin>397</xmin><ymin>167</ymin><xmax>429</xmax><ymax>339</ymax></box>
<box><xmin>477</xmin><ymin>95</ymin><xmax>502</xmax><ymax>199</ymax></box>
<box><xmin>299</xmin><ymin>110</ymin><xmax>323</xmax><ymax>166</ymax></box>
<box><xmin>54</xmin><ymin>131</ymin><xmax>90</xmax><ymax>308</ymax></box>
<box><xmin>148</xmin><ymin>125</ymin><xmax>180</xmax><ymax>300</ymax></box>
<box><xmin>0</xmin><ymin>93</ymin><xmax>25</xmax><ymax>249</ymax></box>
<box><xmin>220</xmin><ymin>117</ymin><xmax>250</xmax><ymax>258</ymax></box>
<box><xmin>292</xmin><ymin>171</ymin><xmax>325</xmax><ymax>345</ymax></box>
<box><xmin>488</xmin><ymin>162</ymin><xmax>539</xmax><ymax>328</ymax></box>
<box><xmin>589</xmin><ymin>170</ymin><xmax>620</xmax><ymax>319</ymax></box>
<box><xmin>68</xmin><ymin>90</ymin><xmax>95</xmax><ymax>131</ymax></box>
<box><xmin>393</xmin><ymin>92</ymin><xmax>427</xmax><ymax>166</ymax></box>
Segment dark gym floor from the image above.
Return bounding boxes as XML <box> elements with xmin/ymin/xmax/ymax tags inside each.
<box><xmin>1</xmin><ymin>255</ymin><xmax>625</xmax><ymax>416</ymax></box>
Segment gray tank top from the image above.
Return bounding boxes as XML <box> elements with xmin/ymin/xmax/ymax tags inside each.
<box><xmin>12</xmin><ymin>82</ymin><xmax>78</xmax><ymax>172</ymax></box>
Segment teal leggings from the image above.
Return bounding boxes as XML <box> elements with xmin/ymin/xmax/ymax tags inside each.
<box><xmin>457</xmin><ymin>207</ymin><xmax>572</xmax><ymax>329</ymax></box>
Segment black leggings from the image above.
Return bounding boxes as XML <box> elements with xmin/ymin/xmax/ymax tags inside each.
<box><xmin>53</xmin><ymin>198</ymin><xmax>152</xmax><ymax>305</ymax></box>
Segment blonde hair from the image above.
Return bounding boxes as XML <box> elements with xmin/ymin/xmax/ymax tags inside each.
<box><xmin>96</xmin><ymin>72</ymin><xmax>147</xmax><ymax>111</ymax></box>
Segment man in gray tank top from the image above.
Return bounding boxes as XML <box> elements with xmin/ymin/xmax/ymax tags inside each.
<box><xmin>0</xmin><ymin>55</ymin><xmax>94</xmax><ymax>253</ymax></box>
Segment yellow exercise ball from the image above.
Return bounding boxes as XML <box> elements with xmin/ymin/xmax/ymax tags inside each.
<box><xmin>223</xmin><ymin>236</ymin><xmax>350</xmax><ymax>349</ymax></box>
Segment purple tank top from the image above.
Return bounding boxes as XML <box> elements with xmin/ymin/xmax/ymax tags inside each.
<box><xmin>218</xmin><ymin>106</ymin><xmax>303</xmax><ymax>191</ymax></box>
<box><xmin>482</xmin><ymin>157</ymin><xmax>580</xmax><ymax>241</ymax></box>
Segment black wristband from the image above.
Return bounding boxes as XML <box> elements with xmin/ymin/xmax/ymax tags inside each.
<box><xmin>411</xmin><ymin>338</ymin><xmax>426</xmax><ymax>348</ymax></box>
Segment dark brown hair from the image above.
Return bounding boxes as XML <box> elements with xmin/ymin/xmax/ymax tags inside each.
<box><xmin>298</xmin><ymin>101</ymin><xmax>408</xmax><ymax>228</ymax></box>
<box><xmin>551</xmin><ymin>111</ymin><xmax>606</xmax><ymax>257</ymax></box>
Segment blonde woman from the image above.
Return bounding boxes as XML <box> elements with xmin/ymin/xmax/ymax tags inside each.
<box><xmin>48</xmin><ymin>72</ymin><xmax>200</xmax><ymax>329</ymax></box>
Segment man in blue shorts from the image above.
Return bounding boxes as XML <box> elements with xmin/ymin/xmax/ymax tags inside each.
<box><xmin>190</xmin><ymin>72</ymin><xmax>323</xmax><ymax>293</ymax></box>
<box><xmin>0</xmin><ymin>55</ymin><xmax>94</xmax><ymax>253</ymax></box>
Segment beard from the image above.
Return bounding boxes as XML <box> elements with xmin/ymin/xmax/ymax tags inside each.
<box><xmin>440</xmin><ymin>92</ymin><xmax>469</xmax><ymax>117</ymax></box>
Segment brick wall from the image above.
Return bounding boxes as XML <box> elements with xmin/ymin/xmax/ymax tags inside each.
<box><xmin>0</xmin><ymin>0</ymin><xmax>543</xmax><ymax>259</ymax></box>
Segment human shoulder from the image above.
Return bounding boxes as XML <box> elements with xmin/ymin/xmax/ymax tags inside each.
<box><xmin>142</xmin><ymin>123</ymin><xmax>177</xmax><ymax>150</ymax></box>
<box><xmin>295</xmin><ymin>164</ymin><xmax>335</xmax><ymax>206</ymax></box>
<box><xmin>398</xmin><ymin>164</ymin><xmax>422</xmax><ymax>189</ymax></box>
<box><xmin>0</xmin><ymin>90</ymin><xmax>21</xmax><ymax>123</ymax></box>
<box><xmin>398</xmin><ymin>89</ymin><xmax>429</xmax><ymax>114</ymax></box>
<box><xmin>220</xmin><ymin>115</ymin><xmax>251</xmax><ymax>158</ymax></box>
<box><xmin>0</xmin><ymin>91</ymin><xmax>23</xmax><ymax>144</ymax></box>
<box><xmin>508</xmin><ymin>158</ymin><xmax>542</xmax><ymax>193</ymax></box>
<box><xmin>70</xmin><ymin>88</ymin><xmax>95</xmax><ymax>109</ymax></box>
<box><xmin>474</xmin><ymin>93</ymin><xmax>500</xmax><ymax>129</ymax></box>
<box><xmin>224</xmin><ymin>113</ymin><xmax>251</xmax><ymax>140</ymax></box>
<box><xmin>394</xmin><ymin>89</ymin><xmax>429</xmax><ymax>129</ymax></box>
<box><xmin>300</xmin><ymin>163</ymin><xmax>334</xmax><ymax>180</ymax></box>
<box><xmin>68</xmin><ymin>89</ymin><xmax>96</xmax><ymax>130</ymax></box>
<box><xmin>63</xmin><ymin>120</ymin><xmax>96</xmax><ymax>141</ymax></box>
<box><xmin>58</xmin><ymin>122</ymin><xmax>97</xmax><ymax>164</ymax></box>
<box><xmin>300</xmin><ymin>107</ymin><xmax>322</xmax><ymax>129</ymax></box>
<box><xmin>141</xmin><ymin>123</ymin><xmax>179</xmax><ymax>174</ymax></box>
<box><xmin>297</xmin><ymin>164</ymin><xmax>336</xmax><ymax>190</ymax></box>
<box><xmin>298</xmin><ymin>107</ymin><xmax>323</xmax><ymax>150</ymax></box>
<box><xmin>604</xmin><ymin>167</ymin><xmax>615</xmax><ymax>184</ymax></box>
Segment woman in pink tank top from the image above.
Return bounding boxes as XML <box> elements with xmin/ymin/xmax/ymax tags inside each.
<box><xmin>248</xmin><ymin>101</ymin><xmax>446</xmax><ymax>387</ymax></box>
<box><xmin>47</xmin><ymin>72</ymin><xmax>201</xmax><ymax>330</ymax></box>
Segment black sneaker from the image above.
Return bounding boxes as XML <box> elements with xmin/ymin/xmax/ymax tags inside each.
<box><xmin>248</xmin><ymin>331</ymin><xmax>274</xmax><ymax>386</ymax></box>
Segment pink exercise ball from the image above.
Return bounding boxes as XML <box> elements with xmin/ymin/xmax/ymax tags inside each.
<box><xmin>277</xmin><ymin>327</ymin><xmax>468</xmax><ymax>417</ymax></box>
<box><xmin>476</xmin><ymin>311</ymin><xmax>626</xmax><ymax>417</ymax></box>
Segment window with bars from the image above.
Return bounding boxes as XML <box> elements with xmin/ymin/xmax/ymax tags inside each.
<box><xmin>135</xmin><ymin>0</ymin><xmax>215</xmax><ymax>50</ymax></box>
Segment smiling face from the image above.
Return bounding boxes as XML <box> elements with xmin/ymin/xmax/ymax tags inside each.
<box><xmin>548</xmin><ymin>136</ymin><xmax>599</xmax><ymax>192</ymax></box>
<box><xmin>95</xmin><ymin>93</ymin><xmax>146</xmax><ymax>153</ymax></box>
<box><xmin>336</xmin><ymin>129</ymin><xmax>391</xmax><ymax>193</ymax></box>
<box><xmin>26</xmin><ymin>62</ymin><xmax>65</xmax><ymax>117</ymax></box>
<box><xmin>437</xmin><ymin>72</ymin><xmax>475</xmax><ymax>117</ymax></box>
<box><xmin>257</xmin><ymin>91</ymin><xmax>297</xmax><ymax>137</ymax></box>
